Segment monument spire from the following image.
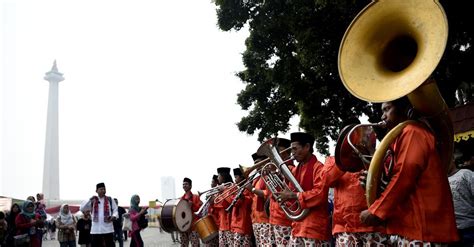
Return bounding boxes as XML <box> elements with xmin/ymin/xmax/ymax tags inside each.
<box><xmin>42</xmin><ymin>60</ymin><xmax>64</xmax><ymax>200</ymax></box>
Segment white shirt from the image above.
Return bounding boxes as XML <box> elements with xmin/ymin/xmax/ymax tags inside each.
<box><xmin>448</xmin><ymin>169</ymin><xmax>474</xmax><ymax>229</ymax></box>
<box><xmin>80</xmin><ymin>196</ymin><xmax>118</xmax><ymax>234</ymax></box>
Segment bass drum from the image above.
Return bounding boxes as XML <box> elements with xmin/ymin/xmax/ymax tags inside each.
<box><xmin>193</xmin><ymin>215</ymin><xmax>218</xmax><ymax>243</ymax></box>
<box><xmin>159</xmin><ymin>199</ymin><xmax>192</xmax><ymax>233</ymax></box>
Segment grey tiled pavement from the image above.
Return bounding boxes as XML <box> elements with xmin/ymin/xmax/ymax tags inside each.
<box><xmin>42</xmin><ymin>228</ymin><xmax>180</xmax><ymax>247</ymax></box>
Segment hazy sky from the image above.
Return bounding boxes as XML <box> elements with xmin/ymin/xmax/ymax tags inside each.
<box><xmin>1</xmin><ymin>0</ymin><xmax>318</xmax><ymax>205</ymax></box>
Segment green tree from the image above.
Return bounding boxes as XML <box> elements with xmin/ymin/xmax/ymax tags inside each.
<box><xmin>214</xmin><ymin>0</ymin><xmax>473</xmax><ymax>154</ymax></box>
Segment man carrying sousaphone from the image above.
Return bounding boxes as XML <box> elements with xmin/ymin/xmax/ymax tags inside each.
<box><xmin>359</xmin><ymin>97</ymin><xmax>458</xmax><ymax>245</ymax></box>
<box><xmin>181</xmin><ymin>177</ymin><xmax>202</xmax><ymax>247</ymax></box>
<box><xmin>276</xmin><ymin>132</ymin><xmax>331</xmax><ymax>246</ymax></box>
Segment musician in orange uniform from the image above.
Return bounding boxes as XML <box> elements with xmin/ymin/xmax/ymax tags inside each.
<box><xmin>204</xmin><ymin>175</ymin><xmax>219</xmax><ymax>247</ymax></box>
<box><xmin>204</xmin><ymin>175</ymin><xmax>220</xmax><ymax>247</ymax></box>
<box><xmin>266</xmin><ymin>138</ymin><xmax>293</xmax><ymax>246</ymax></box>
<box><xmin>277</xmin><ymin>132</ymin><xmax>331</xmax><ymax>246</ymax></box>
<box><xmin>360</xmin><ymin>98</ymin><xmax>459</xmax><ymax>245</ymax></box>
<box><xmin>214</xmin><ymin>167</ymin><xmax>234</xmax><ymax>246</ymax></box>
<box><xmin>229</xmin><ymin>168</ymin><xmax>253</xmax><ymax>246</ymax></box>
<box><xmin>322</xmin><ymin>156</ymin><xmax>387</xmax><ymax>246</ymax></box>
<box><xmin>181</xmin><ymin>177</ymin><xmax>203</xmax><ymax>247</ymax></box>
<box><xmin>247</xmin><ymin>153</ymin><xmax>272</xmax><ymax>246</ymax></box>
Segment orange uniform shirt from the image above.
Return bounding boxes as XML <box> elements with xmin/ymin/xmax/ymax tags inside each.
<box><xmin>368</xmin><ymin>123</ymin><xmax>458</xmax><ymax>242</ymax></box>
<box><xmin>214</xmin><ymin>186</ymin><xmax>233</xmax><ymax>231</ymax></box>
<box><xmin>268</xmin><ymin>195</ymin><xmax>292</xmax><ymax>227</ymax></box>
<box><xmin>251</xmin><ymin>177</ymin><xmax>269</xmax><ymax>224</ymax></box>
<box><xmin>181</xmin><ymin>191</ymin><xmax>203</xmax><ymax>226</ymax></box>
<box><xmin>323</xmin><ymin>157</ymin><xmax>385</xmax><ymax>235</ymax></box>
<box><xmin>230</xmin><ymin>189</ymin><xmax>253</xmax><ymax>235</ymax></box>
<box><xmin>264</xmin><ymin>164</ymin><xmax>294</xmax><ymax>227</ymax></box>
<box><xmin>293</xmin><ymin>155</ymin><xmax>330</xmax><ymax>240</ymax></box>
<box><xmin>208</xmin><ymin>202</ymin><xmax>220</xmax><ymax>229</ymax></box>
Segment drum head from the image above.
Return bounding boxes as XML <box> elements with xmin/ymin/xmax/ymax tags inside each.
<box><xmin>174</xmin><ymin>199</ymin><xmax>193</xmax><ymax>232</ymax></box>
<box><xmin>159</xmin><ymin>199</ymin><xmax>192</xmax><ymax>233</ymax></box>
<box><xmin>194</xmin><ymin>216</ymin><xmax>218</xmax><ymax>243</ymax></box>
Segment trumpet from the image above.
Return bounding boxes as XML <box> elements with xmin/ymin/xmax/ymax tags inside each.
<box><xmin>198</xmin><ymin>182</ymin><xmax>232</xmax><ymax>198</ymax></box>
<box><xmin>213</xmin><ymin>173</ymin><xmax>259</xmax><ymax>205</ymax></box>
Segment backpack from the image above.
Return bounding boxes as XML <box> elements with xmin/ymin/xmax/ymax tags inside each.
<box><xmin>137</xmin><ymin>214</ymin><xmax>148</xmax><ymax>229</ymax></box>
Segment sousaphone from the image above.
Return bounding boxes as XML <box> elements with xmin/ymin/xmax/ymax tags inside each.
<box><xmin>338</xmin><ymin>0</ymin><xmax>453</xmax><ymax>206</ymax></box>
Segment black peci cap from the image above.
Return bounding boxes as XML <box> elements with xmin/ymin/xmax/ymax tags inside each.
<box><xmin>96</xmin><ymin>182</ymin><xmax>105</xmax><ymax>190</ymax></box>
<box><xmin>217</xmin><ymin>167</ymin><xmax>231</xmax><ymax>175</ymax></box>
<box><xmin>183</xmin><ymin>177</ymin><xmax>192</xmax><ymax>185</ymax></box>
<box><xmin>290</xmin><ymin>132</ymin><xmax>315</xmax><ymax>146</ymax></box>
<box><xmin>233</xmin><ymin>168</ymin><xmax>243</xmax><ymax>177</ymax></box>
<box><xmin>251</xmin><ymin>153</ymin><xmax>267</xmax><ymax>162</ymax></box>
<box><xmin>277</xmin><ymin>138</ymin><xmax>291</xmax><ymax>149</ymax></box>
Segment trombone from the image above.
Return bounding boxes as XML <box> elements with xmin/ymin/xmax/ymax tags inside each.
<box><xmin>197</xmin><ymin>182</ymin><xmax>232</xmax><ymax>198</ymax></box>
<box><xmin>225</xmin><ymin>174</ymin><xmax>262</xmax><ymax>212</ymax></box>
<box><xmin>213</xmin><ymin>173</ymin><xmax>259</xmax><ymax>205</ymax></box>
<box><xmin>214</xmin><ymin>139</ymin><xmax>293</xmax><ymax>207</ymax></box>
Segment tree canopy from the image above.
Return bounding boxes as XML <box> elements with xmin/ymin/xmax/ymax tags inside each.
<box><xmin>214</xmin><ymin>0</ymin><xmax>473</xmax><ymax>154</ymax></box>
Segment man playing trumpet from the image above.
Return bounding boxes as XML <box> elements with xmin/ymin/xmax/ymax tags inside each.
<box><xmin>229</xmin><ymin>168</ymin><xmax>253</xmax><ymax>246</ymax></box>
<box><xmin>214</xmin><ymin>167</ymin><xmax>234</xmax><ymax>246</ymax></box>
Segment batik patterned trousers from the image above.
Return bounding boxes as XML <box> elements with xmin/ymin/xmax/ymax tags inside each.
<box><xmin>272</xmin><ymin>224</ymin><xmax>292</xmax><ymax>246</ymax></box>
<box><xmin>232</xmin><ymin>232</ymin><xmax>252</xmax><ymax>247</ymax></box>
<box><xmin>204</xmin><ymin>236</ymin><xmax>219</xmax><ymax>247</ymax></box>
<box><xmin>180</xmin><ymin>231</ymin><xmax>200</xmax><ymax>247</ymax></box>
<box><xmin>218</xmin><ymin>230</ymin><xmax>233</xmax><ymax>247</ymax></box>
<box><xmin>335</xmin><ymin>232</ymin><xmax>388</xmax><ymax>247</ymax></box>
<box><xmin>389</xmin><ymin>235</ymin><xmax>448</xmax><ymax>247</ymax></box>
<box><xmin>252</xmin><ymin>223</ymin><xmax>272</xmax><ymax>246</ymax></box>
<box><xmin>289</xmin><ymin>236</ymin><xmax>331</xmax><ymax>247</ymax></box>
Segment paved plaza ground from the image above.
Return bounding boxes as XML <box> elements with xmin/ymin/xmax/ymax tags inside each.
<box><xmin>42</xmin><ymin>227</ymin><xmax>180</xmax><ymax>247</ymax></box>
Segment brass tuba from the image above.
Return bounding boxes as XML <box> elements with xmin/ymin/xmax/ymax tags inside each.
<box><xmin>241</xmin><ymin>138</ymin><xmax>309</xmax><ymax>221</ymax></box>
<box><xmin>338</xmin><ymin>0</ymin><xmax>453</xmax><ymax>206</ymax></box>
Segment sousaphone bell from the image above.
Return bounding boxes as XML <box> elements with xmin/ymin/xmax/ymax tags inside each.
<box><xmin>338</xmin><ymin>0</ymin><xmax>453</xmax><ymax>206</ymax></box>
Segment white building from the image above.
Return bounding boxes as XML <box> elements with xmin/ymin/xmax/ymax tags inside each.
<box><xmin>160</xmin><ymin>176</ymin><xmax>176</xmax><ymax>202</ymax></box>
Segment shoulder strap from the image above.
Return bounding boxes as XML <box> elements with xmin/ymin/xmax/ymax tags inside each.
<box><xmin>108</xmin><ymin>196</ymin><xmax>115</xmax><ymax>213</ymax></box>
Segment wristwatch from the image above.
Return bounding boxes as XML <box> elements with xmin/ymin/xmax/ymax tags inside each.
<box><xmin>251</xmin><ymin>188</ymin><xmax>256</xmax><ymax>193</ymax></box>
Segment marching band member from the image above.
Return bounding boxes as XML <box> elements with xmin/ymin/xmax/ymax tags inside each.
<box><xmin>181</xmin><ymin>177</ymin><xmax>202</xmax><ymax>247</ymax></box>
<box><xmin>205</xmin><ymin>175</ymin><xmax>220</xmax><ymax>247</ymax></box>
<box><xmin>214</xmin><ymin>167</ymin><xmax>234</xmax><ymax>246</ymax></box>
<box><xmin>359</xmin><ymin>97</ymin><xmax>458</xmax><ymax>245</ymax></box>
<box><xmin>322</xmin><ymin>156</ymin><xmax>387</xmax><ymax>246</ymax></box>
<box><xmin>266</xmin><ymin>138</ymin><xmax>294</xmax><ymax>246</ymax></box>
<box><xmin>277</xmin><ymin>132</ymin><xmax>331</xmax><ymax>246</ymax></box>
<box><xmin>230</xmin><ymin>168</ymin><xmax>253</xmax><ymax>246</ymax></box>
<box><xmin>247</xmin><ymin>153</ymin><xmax>272</xmax><ymax>246</ymax></box>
